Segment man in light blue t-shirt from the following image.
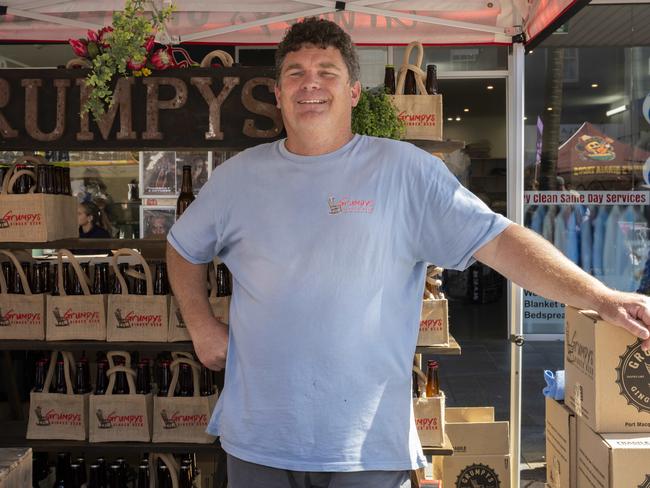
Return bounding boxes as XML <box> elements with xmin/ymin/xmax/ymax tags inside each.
<box><xmin>167</xmin><ymin>18</ymin><xmax>650</xmax><ymax>488</ymax></box>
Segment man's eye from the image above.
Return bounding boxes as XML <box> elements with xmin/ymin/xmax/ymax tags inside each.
<box><xmin>288</xmin><ymin>71</ymin><xmax>302</xmax><ymax>77</ymax></box>
<box><xmin>321</xmin><ymin>72</ymin><xmax>336</xmax><ymax>77</ymax></box>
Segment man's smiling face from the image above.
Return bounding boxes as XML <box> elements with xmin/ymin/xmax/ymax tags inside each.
<box><xmin>274</xmin><ymin>44</ymin><xmax>361</xmax><ymax>144</ymax></box>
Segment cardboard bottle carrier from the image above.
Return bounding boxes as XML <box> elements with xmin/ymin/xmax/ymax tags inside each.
<box><xmin>107</xmin><ymin>249</ymin><xmax>169</xmax><ymax>342</ymax></box>
<box><xmin>389</xmin><ymin>41</ymin><xmax>443</xmax><ymax>141</ymax></box>
<box><xmin>564</xmin><ymin>306</ymin><xmax>650</xmax><ymax>433</ymax></box>
<box><xmin>0</xmin><ymin>156</ymin><xmax>77</xmax><ymax>242</ymax></box>
<box><xmin>46</xmin><ymin>249</ymin><xmax>107</xmax><ymax>341</ymax></box>
<box><xmin>0</xmin><ymin>249</ymin><xmax>45</xmax><ymax>340</ymax></box>
<box><xmin>27</xmin><ymin>350</ymin><xmax>89</xmax><ymax>441</ymax></box>
<box><xmin>168</xmin><ymin>258</ymin><xmax>230</xmax><ymax>342</ymax></box>
<box><xmin>152</xmin><ymin>355</ymin><xmax>218</xmax><ymax>443</ymax></box>
<box><xmin>412</xmin><ymin>364</ymin><xmax>446</xmax><ymax>448</ymax></box>
<box><xmin>418</xmin><ymin>267</ymin><xmax>449</xmax><ymax>347</ymax></box>
<box><xmin>88</xmin><ymin>351</ymin><xmax>153</xmax><ymax>442</ymax></box>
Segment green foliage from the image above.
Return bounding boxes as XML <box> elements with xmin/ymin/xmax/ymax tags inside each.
<box><xmin>352</xmin><ymin>89</ymin><xmax>405</xmax><ymax>140</ymax></box>
<box><xmin>84</xmin><ymin>0</ymin><xmax>174</xmax><ymax>120</ymax></box>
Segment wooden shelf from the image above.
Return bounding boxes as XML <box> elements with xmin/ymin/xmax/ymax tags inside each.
<box><xmin>415</xmin><ymin>335</ymin><xmax>461</xmax><ymax>355</ymax></box>
<box><xmin>0</xmin><ymin>238</ymin><xmax>166</xmax><ymax>250</ymax></box>
<box><xmin>1</xmin><ymin>340</ymin><xmax>194</xmax><ymax>351</ymax></box>
<box><xmin>0</xmin><ymin>422</ymin><xmax>221</xmax><ymax>453</ymax></box>
<box><xmin>422</xmin><ymin>433</ymin><xmax>453</xmax><ymax>456</ymax></box>
<box><xmin>405</xmin><ymin>140</ymin><xmax>464</xmax><ymax>154</ymax></box>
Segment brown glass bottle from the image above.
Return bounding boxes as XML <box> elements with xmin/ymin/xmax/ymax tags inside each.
<box><xmin>404</xmin><ymin>69</ymin><xmax>417</xmax><ymax>95</ymax></box>
<box><xmin>13</xmin><ymin>164</ymin><xmax>31</xmax><ymax>194</ymax></box>
<box><xmin>63</xmin><ymin>167</ymin><xmax>72</xmax><ymax>195</ymax></box>
<box><xmin>53</xmin><ymin>166</ymin><xmax>64</xmax><ymax>195</ymax></box>
<box><xmin>1</xmin><ymin>262</ymin><xmax>13</xmax><ymax>292</ymax></box>
<box><xmin>425</xmin><ymin>64</ymin><xmax>439</xmax><ymax>95</ymax></box>
<box><xmin>87</xmin><ymin>464</ymin><xmax>101</xmax><ymax>488</ymax></box>
<box><xmin>74</xmin><ymin>360</ymin><xmax>90</xmax><ymax>394</ymax></box>
<box><xmin>53</xmin><ymin>452</ymin><xmax>71</xmax><ymax>488</ymax></box>
<box><xmin>384</xmin><ymin>65</ymin><xmax>396</xmax><ymax>94</ymax></box>
<box><xmin>133</xmin><ymin>265</ymin><xmax>146</xmax><ymax>295</ymax></box>
<box><xmin>45</xmin><ymin>164</ymin><xmax>56</xmax><ymax>194</ymax></box>
<box><xmin>200</xmin><ymin>366</ymin><xmax>214</xmax><ymax>396</ymax></box>
<box><xmin>31</xmin><ymin>262</ymin><xmax>44</xmax><ymax>294</ymax></box>
<box><xmin>10</xmin><ymin>262</ymin><xmax>25</xmax><ymax>294</ymax></box>
<box><xmin>111</xmin><ymin>263</ymin><xmax>129</xmax><ymax>294</ymax></box>
<box><xmin>92</xmin><ymin>263</ymin><xmax>109</xmax><ymax>295</ymax></box>
<box><xmin>35</xmin><ymin>165</ymin><xmax>49</xmax><ymax>194</ymax></box>
<box><xmin>112</xmin><ymin>358</ymin><xmax>129</xmax><ymax>395</ymax></box>
<box><xmin>153</xmin><ymin>262</ymin><xmax>169</xmax><ymax>295</ymax></box>
<box><xmin>62</xmin><ymin>262</ymin><xmax>72</xmax><ymax>295</ymax></box>
<box><xmin>157</xmin><ymin>464</ymin><xmax>172</xmax><ymax>488</ymax></box>
<box><xmin>34</xmin><ymin>358</ymin><xmax>47</xmax><ymax>392</ymax></box>
<box><xmin>176</xmin><ymin>165</ymin><xmax>195</xmax><ymax>218</ymax></box>
<box><xmin>412</xmin><ymin>370</ymin><xmax>420</xmax><ymax>398</ymax></box>
<box><xmin>157</xmin><ymin>360</ymin><xmax>172</xmax><ymax>397</ymax></box>
<box><xmin>425</xmin><ymin>360</ymin><xmax>440</xmax><ymax>397</ymax></box>
<box><xmin>136</xmin><ymin>361</ymin><xmax>150</xmax><ymax>394</ymax></box>
<box><xmin>136</xmin><ymin>463</ymin><xmax>150</xmax><ymax>488</ymax></box>
<box><xmin>94</xmin><ymin>359</ymin><xmax>109</xmax><ymax>395</ymax></box>
<box><xmin>179</xmin><ymin>464</ymin><xmax>193</xmax><ymax>488</ymax></box>
<box><xmin>53</xmin><ymin>359</ymin><xmax>67</xmax><ymax>394</ymax></box>
<box><xmin>177</xmin><ymin>363</ymin><xmax>194</xmax><ymax>397</ymax></box>
<box><xmin>216</xmin><ymin>264</ymin><xmax>231</xmax><ymax>297</ymax></box>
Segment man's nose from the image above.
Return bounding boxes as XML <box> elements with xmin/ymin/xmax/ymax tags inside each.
<box><xmin>300</xmin><ymin>71</ymin><xmax>320</xmax><ymax>90</ymax></box>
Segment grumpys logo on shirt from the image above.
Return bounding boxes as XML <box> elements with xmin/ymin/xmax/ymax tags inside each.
<box><xmin>327</xmin><ymin>196</ymin><xmax>375</xmax><ymax>215</ymax></box>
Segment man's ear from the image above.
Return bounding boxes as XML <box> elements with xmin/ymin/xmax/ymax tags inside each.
<box><xmin>274</xmin><ymin>82</ymin><xmax>281</xmax><ymax>109</ymax></box>
<box><xmin>350</xmin><ymin>80</ymin><xmax>362</xmax><ymax>108</ymax></box>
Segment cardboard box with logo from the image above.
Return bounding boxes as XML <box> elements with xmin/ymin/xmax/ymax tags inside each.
<box><xmin>576</xmin><ymin>417</ymin><xmax>650</xmax><ymax>487</ymax></box>
<box><xmin>564</xmin><ymin>307</ymin><xmax>650</xmax><ymax>433</ymax></box>
<box><xmin>443</xmin><ymin>407</ymin><xmax>510</xmax><ymax>488</ymax></box>
<box><xmin>545</xmin><ymin>397</ymin><xmax>577</xmax><ymax>488</ymax></box>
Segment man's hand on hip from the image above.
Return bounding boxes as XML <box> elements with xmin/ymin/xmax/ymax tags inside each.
<box><xmin>191</xmin><ymin>315</ymin><xmax>229</xmax><ymax>371</ymax></box>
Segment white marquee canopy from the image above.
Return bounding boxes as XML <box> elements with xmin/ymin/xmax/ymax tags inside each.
<box><xmin>0</xmin><ymin>0</ymin><xmax>579</xmax><ymax>46</ymax></box>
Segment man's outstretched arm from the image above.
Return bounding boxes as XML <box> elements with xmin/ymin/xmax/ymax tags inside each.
<box><xmin>166</xmin><ymin>243</ymin><xmax>229</xmax><ymax>370</ymax></box>
<box><xmin>474</xmin><ymin>223</ymin><xmax>650</xmax><ymax>350</ymax></box>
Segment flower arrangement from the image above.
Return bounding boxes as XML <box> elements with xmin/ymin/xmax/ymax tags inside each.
<box><xmin>68</xmin><ymin>0</ymin><xmax>175</xmax><ymax>120</ymax></box>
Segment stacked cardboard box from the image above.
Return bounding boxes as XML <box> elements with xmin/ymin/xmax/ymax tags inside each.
<box><xmin>545</xmin><ymin>307</ymin><xmax>650</xmax><ymax>488</ymax></box>
<box><xmin>443</xmin><ymin>407</ymin><xmax>510</xmax><ymax>487</ymax></box>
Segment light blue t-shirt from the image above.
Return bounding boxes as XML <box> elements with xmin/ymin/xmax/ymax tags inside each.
<box><xmin>167</xmin><ymin>135</ymin><xmax>511</xmax><ymax>472</ymax></box>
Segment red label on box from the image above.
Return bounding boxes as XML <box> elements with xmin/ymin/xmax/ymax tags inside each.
<box><xmin>34</xmin><ymin>406</ymin><xmax>82</xmax><ymax>427</ymax></box>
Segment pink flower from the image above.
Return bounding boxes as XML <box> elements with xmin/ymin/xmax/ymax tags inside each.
<box><xmin>87</xmin><ymin>30</ymin><xmax>99</xmax><ymax>42</ymax></box>
<box><xmin>127</xmin><ymin>59</ymin><xmax>146</xmax><ymax>71</ymax></box>
<box><xmin>150</xmin><ymin>47</ymin><xmax>176</xmax><ymax>70</ymax></box>
<box><xmin>68</xmin><ymin>38</ymin><xmax>88</xmax><ymax>58</ymax></box>
<box><xmin>97</xmin><ymin>26</ymin><xmax>113</xmax><ymax>48</ymax></box>
<box><xmin>144</xmin><ymin>36</ymin><xmax>155</xmax><ymax>53</ymax></box>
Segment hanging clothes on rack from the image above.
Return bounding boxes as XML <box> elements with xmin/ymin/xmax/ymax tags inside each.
<box><xmin>542</xmin><ymin>205</ymin><xmax>557</xmax><ymax>243</ymax></box>
<box><xmin>566</xmin><ymin>207</ymin><xmax>580</xmax><ymax>265</ymax></box>
<box><xmin>592</xmin><ymin>205</ymin><xmax>608</xmax><ymax>278</ymax></box>
<box><xmin>530</xmin><ymin>205</ymin><xmax>546</xmax><ymax>236</ymax></box>
<box><xmin>580</xmin><ymin>205</ymin><xmax>594</xmax><ymax>274</ymax></box>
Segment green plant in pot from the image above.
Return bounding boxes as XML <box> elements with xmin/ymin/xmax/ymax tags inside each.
<box><xmin>352</xmin><ymin>88</ymin><xmax>405</xmax><ymax>140</ymax></box>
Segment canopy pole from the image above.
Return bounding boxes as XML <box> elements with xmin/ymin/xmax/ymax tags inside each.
<box><xmin>507</xmin><ymin>41</ymin><xmax>525</xmax><ymax>488</ymax></box>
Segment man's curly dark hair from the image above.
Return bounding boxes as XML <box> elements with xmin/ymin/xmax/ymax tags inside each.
<box><xmin>275</xmin><ymin>17</ymin><xmax>360</xmax><ymax>85</ymax></box>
